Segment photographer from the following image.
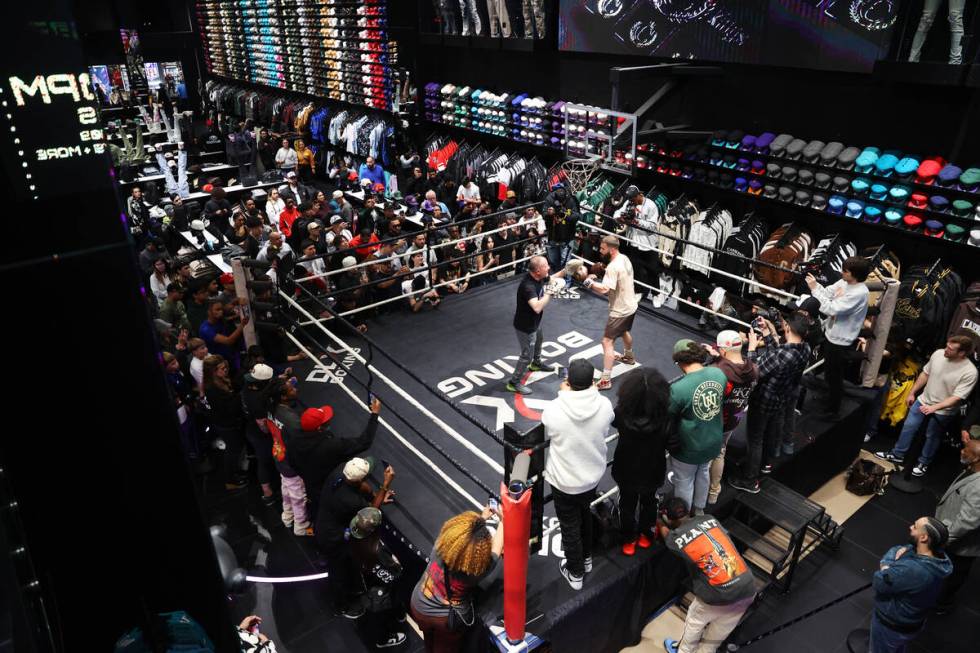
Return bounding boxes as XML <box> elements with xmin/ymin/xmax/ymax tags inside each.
<box><xmin>729</xmin><ymin>313</ymin><xmax>811</xmax><ymax>494</ymax></box>
<box><xmin>805</xmin><ymin>256</ymin><xmax>871</xmax><ymax>418</ymax></box>
<box><xmin>613</xmin><ymin>185</ymin><xmax>661</xmax><ymax>301</ymax></box>
<box><xmin>543</xmin><ymin>183</ymin><xmax>580</xmax><ymax>269</ymax></box>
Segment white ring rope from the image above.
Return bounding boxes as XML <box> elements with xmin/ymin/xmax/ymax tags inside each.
<box><xmin>299</xmin><ymin>219</ymin><xmax>538</xmax><ymax>282</ymax></box>
<box><xmin>283</xmin><ymin>329</ymin><xmax>484</xmax><ymax>510</ymax></box>
<box><xmin>572</xmin><ymin>253</ymin><xmax>753</xmax><ymax>329</ymax></box>
<box><xmin>298</xmin><ymin>253</ymin><xmax>537</xmax><ymax>324</ymax></box>
<box><xmin>245</xmin><ymin>572</ymin><xmax>330</xmax><ymax>584</ymax></box>
<box><xmin>580</xmin><ymin>222</ymin><xmax>802</xmax><ymax>301</ymax></box>
<box><xmin>280</xmin><ymin>291</ymin><xmax>506</xmax><ymax>476</ymax></box>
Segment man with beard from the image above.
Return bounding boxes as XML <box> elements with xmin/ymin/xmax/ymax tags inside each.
<box><xmin>583</xmin><ymin>235</ymin><xmax>639</xmax><ymax>390</ymax></box>
<box><xmin>933</xmin><ymin>438</ymin><xmax>980</xmax><ymax>614</ymax></box>
<box><xmin>613</xmin><ymin>185</ymin><xmax>661</xmax><ymax>301</ymax></box>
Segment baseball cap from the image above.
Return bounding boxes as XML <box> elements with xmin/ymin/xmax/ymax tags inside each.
<box><xmin>342</xmin><ymin>256</ymin><xmax>357</xmax><ymax>268</ymax></box>
<box><xmin>332</xmin><ymin>190</ymin><xmax>343</xmax><ymax>199</ymax></box>
<box><xmin>219</xmin><ymin>272</ymin><xmax>234</xmax><ymax>286</ymax></box>
<box><xmin>244</xmin><ymin>363</ymin><xmax>274</xmax><ymax>383</ymax></box>
<box><xmin>286</xmin><ymin>171</ymin><xmax>297</xmax><ymax>179</ymax></box>
<box><xmin>330</xmin><ymin>215</ymin><xmax>346</xmax><ymax>225</ymax></box>
<box><xmin>673</xmin><ymin>338</ymin><xmax>695</xmax><ymax>354</ymax></box>
<box><xmin>625</xmin><ymin>185</ymin><xmax>641</xmax><ymax>199</ymax></box>
<box><xmin>349</xmin><ymin>507</ymin><xmax>382</xmax><ymax>539</ymax></box>
<box><xmin>300</xmin><ymin>405</ymin><xmax>335</xmax><ymax>431</ymax></box>
<box><xmin>567</xmin><ymin>359</ymin><xmax>595</xmax><ymax>391</ymax></box>
<box><xmin>716</xmin><ymin>331</ymin><xmax>742</xmax><ymax>349</ymax></box>
<box><xmin>343</xmin><ymin>457</ymin><xmax>375</xmax><ymax>482</ymax></box>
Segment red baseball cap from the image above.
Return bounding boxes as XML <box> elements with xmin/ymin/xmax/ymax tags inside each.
<box><xmin>301</xmin><ymin>405</ymin><xmax>334</xmax><ymax>431</ymax></box>
<box><xmin>219</xmin><ymin>272</ymin><xmax>234</xmax><ymax>286</ymax></box>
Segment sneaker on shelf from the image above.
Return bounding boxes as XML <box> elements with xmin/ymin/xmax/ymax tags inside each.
<box><xmin>376</xmin><ymin>632</ymin><xmax>406</xmax><ymax>648</ymax></box>
<box><xmin>729</xmin><ymin>477</ymin><xmax>761</xmax><ymax>494</ymax></box>
<box><xmin>912</xmin><ymin>464</ymin><xmax>928</xmax><ymax>477</ymax></box>
<box><xmin>596</xmin><ymin>377</ymin><xmax>612</xmax><ymax>391</ymax></box>
<box><xmin>637</xmin><ymin>533</ymin><xmax>652</xmax><ymax>548</ymax></box>
<box><xmin>663</xmin><ymin>638</ymin><xmax>679</xmax><ymax>653</ymax></box>
<box><xmin>505</xmin><ymin>382</ymin><xmax>532</xmax><ymax>395</ymax></box>
<box><xmin>874</xmin><ymin>451</ymin><xmax>902</xmax><ymax>463</ymax></box>
<box><xmin>761</xmin><ymin>464</ymin><xmax>773</xmax><ymax>475</ymax></box>
<box><xmin>621</xmin><ymin>540</ymin><xmax>636</xmax><ymax>556</ymax></box>
<box><xmin>527</xmin><ymin>361</ymin><xmax>546</xmax><ymax>372</ymax></box>
<box><xmin>559</xmin><ymin>559</ymin><xmax>583</xmax><ymax>590</ymax></box>
<box><xmin>584</xmin><ymin>556</ymin><xmax>593</xmax><ymax>573</ymax></box>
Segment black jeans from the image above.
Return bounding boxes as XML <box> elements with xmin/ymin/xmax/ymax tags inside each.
<box><xmin>619</xmin><ymin>488</ymin><xmax>658</xmax><ymax>542</ymax></box>
<box><xmin>623</xmin><ymin>243</ymin><xmax>659</xmax><ymax>299</ymax></box>
<box><xmin>823</xmin><ymin>340</ymin><xmax>853</xmax><ymax>412</ymax></box>
<box><xmin>552</xmin><ymin>486</ymin><xmax>596</xmax><ymax>577</ymax></box>
<box><xmin>741</xmin><ymin>406</ymin><xmax>784</xmax><ymax>483</ymax></box>
<box><xmin>322</xmin><ymin>543</ymin><xmax>358</xmax><ymax>611</ymax></box>
<box><xmin>213</xmin><ymin>424</ymin><xmax>245</xmax><ymax>484</ymax></box>
<box><xmin>937</xmin><ymin>552</ymin><xmax>976</xmax><ymax>609</ymax></box>
<box><xmin>243</xmin><ymin>421</ymin><xmax>275</xmax><ymax>486</ymax></box>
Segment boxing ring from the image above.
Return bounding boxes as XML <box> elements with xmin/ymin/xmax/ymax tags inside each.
<box><xmin>253</xmin><ymin>203</ymin><xmax>877</xmax><ymax>652</ymax></box>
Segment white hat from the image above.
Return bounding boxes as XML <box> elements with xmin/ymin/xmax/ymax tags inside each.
<box><xmin>361</xmin><ymin>178</ymin><xmax>372</xmax><ymax>187</ymax></box>
<box><xmin>332</xmin><ymin>190</ymin><xmax>343</xmax><ymax>199</ymax></box>
<box><xmin>286</xmin><ymin>170</ymin><xmax>297</xmax><ymax>179</ymax></box>
<box><xmin>716</xmin><ymin>330</ymin><xmax>743</xmax><ymax>349</ymax></box>
<box><xmin>330</xmin><ymin>215</ymin><xmax>346</xmax><ymax>225</ymax></box>
<box><xmin>342</xmin><ymin>256</ymin><xmax>357</xmax><ymax>269</ymax></box>
<box><xmin>343</xmin><ymin>457</ymin><xmax>372</xmax><ymax>482</ymax></box>
<box><xmin>245</xmin><ymin>363</ymin><xmax>274</xmax><ymax>383</ymax></box>
<box><xmin>190</xmin><ymin>219</ymin><xmax>206</xmax><ymax>231</ymax></box>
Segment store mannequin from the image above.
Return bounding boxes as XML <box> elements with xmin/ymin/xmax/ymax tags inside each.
<box><xmin>908</xmin><ymin>0</ymin><xmax>965</xmax><ymax>65</ymax></box>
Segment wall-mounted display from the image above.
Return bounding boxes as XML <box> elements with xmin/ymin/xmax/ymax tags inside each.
<box><xmin>196</xmin><ymin>0</ymin><xmax>398</xmax><ymax>112</ymax></box>
<box><xmin>559</xmin><ymin>0</ymin><xmax>898</xmax><ymax>73</ymax></box>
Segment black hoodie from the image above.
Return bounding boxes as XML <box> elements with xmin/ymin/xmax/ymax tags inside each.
<box><xmin>712</xmin><ymin>357</ymin><xmax>760</xmax><ymax>432</ymax></box>
<box><xmin>287</xmin><ymin>414</ymin><xmax>379</xmax><ymax>507</ymax></box>
<box><xmin>611</xmin><ymin>408</ymin><xmax>669</xmax><ymax>492</ymax></box>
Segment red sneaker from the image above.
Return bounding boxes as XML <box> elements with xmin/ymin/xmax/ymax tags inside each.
<box><xmin>637</xmin><ymin>533</ymin><xmax>652</xmax><ymax>549</ymax></box>
<box><xmin>622</xmin><ymin>540</ymin><xmax>636</xmax><ymax>556</ymax></box>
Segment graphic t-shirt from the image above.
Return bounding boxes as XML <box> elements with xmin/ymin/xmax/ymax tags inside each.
<box><xmin>513</xmin><ymin>274</ymin><xmax>545</xmax><ymax>333</ymax></box>
<box><xmin>666</xmin><ymin>516</ymin><xmax>756</xmax><ymax>605</ymax></box>
<box><xmin>265</xmin><ymin>404</ymin><xmax>301</xmax><ymax>477</ymax></box>
<box><xmin>602</xmin><ymin>253</ymin><xmax>639</xmax><ymax>318</ymax></box>
<box><xmin>410</xmin><ymin>548</ymin><xmax>500</xmax><ymax>620</ymax></box>
<box><xmin>668</xmin><ymin>366</ymin><xmax>727</xmax><ymax>465</ymax></box>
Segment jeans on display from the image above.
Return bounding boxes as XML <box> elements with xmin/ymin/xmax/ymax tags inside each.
<box><xmin>521</xmin><ymin>0</ymin><xmax>546</xmax><ymax>38</ymax></box>
<box><xmin>677</xmin><ymin>595</ymin><xmax>754</xmax><ymax>653</ymax></box>
<box><xmin>936</xmin><ymin>552</ymin><xmax>976</xmax><ymax>610</ymax></box>
<box><xmin>509</xmin><ymin>327</ymin><xmax>543</xmax><ymax>385</ymax></box>
<box><xmin>435</xmin><ymin>0</ymin><xmax>459</xmax><ymax>34</ymax></box>
<box><xmin>552</xmin><ymin>486</ymin><xmax>596</xmax><ymax>577</ymax></box>
<box><xmin>869</xmin><ymin>612</ymin><xmax>920</xmax><ymax>653</ymax></box>
<box><xmin>139</xmin><ymin>104</ymin><xmax>165</xmax><ymax>134</ymax></box>
<box><xmin>159</xmin><ymin>108</ymin><xmax>182</xmax><ymax>143</ymax></box>
<box><xmin>458</xmin><ymin>0</ymin><xmax>483</xmax><ymax>35</ymax></box>
<box><xmin>889</xmin><ymin>399</ymin><xmax>955</xmax><ymax>466</ymax></box>
<box><xmin>909</xmin><ymin>0</ymin><xmax>966</xmax><ymax>64</ymax></box>
<box><xmin>671</xmin><ymin>458</ymin><xmax>711</xmax><ymax>512</ymax></box>
<box><xmin>156</xmin><ymin>151</ymin><xmax>190</xmax><ymax>198</ymax></box>
<box><xmin>486</xmin><ymin>0</ymin><xmax>512</xmax><ymax>37</ymax></box>
<box><xmin>741</xmin><ymin>406</ymin><xmax>784</xmax><ymax>483</ymax></box>
<box><xmin>618</xmin><ymin>488</ymin><xmax>658</xmax><ymax>542</ymax></box>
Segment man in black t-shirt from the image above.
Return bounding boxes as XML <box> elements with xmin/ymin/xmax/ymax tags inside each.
<box><xmin>506</xmin><ymin>255</ymin><xmax>568</xmax><ymax>395</ymax></box>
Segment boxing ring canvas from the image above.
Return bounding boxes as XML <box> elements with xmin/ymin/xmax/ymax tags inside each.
<box><xmin>280</xmin><ymin>275</ymin><xmax>871</xmax><ymax>651</ymax></box>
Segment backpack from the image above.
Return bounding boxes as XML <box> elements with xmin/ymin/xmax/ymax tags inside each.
<box><xmin>845</xmin><ymin>458</ymin><xmax>889</xmax><ymax>496</ymax></box>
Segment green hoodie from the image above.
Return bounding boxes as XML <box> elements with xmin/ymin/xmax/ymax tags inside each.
<box><xmin>668</xmin><ymin>366</ymin><xmax>726</xmax><ymax>465</ymax></box>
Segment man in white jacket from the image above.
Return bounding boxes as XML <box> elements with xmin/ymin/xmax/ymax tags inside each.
<box><xmin>614</xmin><ymin>185</ymin><xmax>661</xmax><ymax>301</ymax></box>
<box><xmin>542</xmin><ymin>358</ymin><xmax>614</xmax><ymax>590</ymax></box>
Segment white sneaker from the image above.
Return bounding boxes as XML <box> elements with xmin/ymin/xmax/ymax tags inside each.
<box><xmin>912</xmin><ymin>464</ymin><xmax>928</xmax><ymax>477</ymax></box>
<box><xmin>559</xmin><ymin>559</ymin><xmax>583</xmax><ymax>590</ymax></box>
<box><xmin>584</xmin><ymin>556</ymin><xmax>593</xmax><ymax>573</ymax></box>
<box><xmin>377</xmin><ymin>632</ymin><xmax>406</xmax><ymax>648</ymax></box>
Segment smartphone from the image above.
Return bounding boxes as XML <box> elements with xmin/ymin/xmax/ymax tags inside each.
<box><xmin>557</xmin><ymin>365</ymin><xmax>568</xmax><ymax>381</ymax></box>
<box><xmin>488</xmin><ymin>497</ymin><xmax>499</xmax><ymax>512</ymax></box>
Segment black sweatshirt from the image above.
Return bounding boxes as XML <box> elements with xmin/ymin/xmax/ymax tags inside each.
<box><xmin>287</xmin><ymin>413</ymin><xmax>379</xmax><ymax>508</ymax></box>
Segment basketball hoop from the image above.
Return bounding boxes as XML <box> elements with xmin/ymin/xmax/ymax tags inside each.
<box><xmin>559</xmin><ymin>157</ymin><xmax>601</xmax><ymax>195</ymax></box>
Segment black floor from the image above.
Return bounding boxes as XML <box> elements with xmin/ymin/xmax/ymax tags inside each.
<box><xmin>734</xmin><ymin>425</ymin><xmax>980</xmax><ymax>653</ymax></box>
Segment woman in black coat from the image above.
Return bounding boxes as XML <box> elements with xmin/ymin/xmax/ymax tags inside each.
<box><xmin>611</xmin><ymin>367</ymin><xmax>671</xmax><ymax>555</ymax></box>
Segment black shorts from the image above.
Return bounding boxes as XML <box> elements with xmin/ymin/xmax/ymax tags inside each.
<box><xmin>604</xmin><ymin>313</ymin><xmax>636</xmax><ymax>339</ymax></box>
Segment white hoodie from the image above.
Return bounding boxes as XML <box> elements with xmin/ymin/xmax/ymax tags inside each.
<box><xmin>542</xmin><ymin>386</ymin><xmax>614</xmax><ymax>495</ymax></box>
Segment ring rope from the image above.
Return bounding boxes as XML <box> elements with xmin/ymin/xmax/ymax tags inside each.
<box><xmin>281</xmin><ymin>289</ymin><xmax>506</xmax><ymax>475</ymax></box>
<box><xmin>283</xmin><ymin>328</ymin><xmax>486</xmax><ymax>509</ymax></box>
<box><xmin>580</xmin><ymin>222</ymin><xmax>801</xmax><ymax>301</ymax></box>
